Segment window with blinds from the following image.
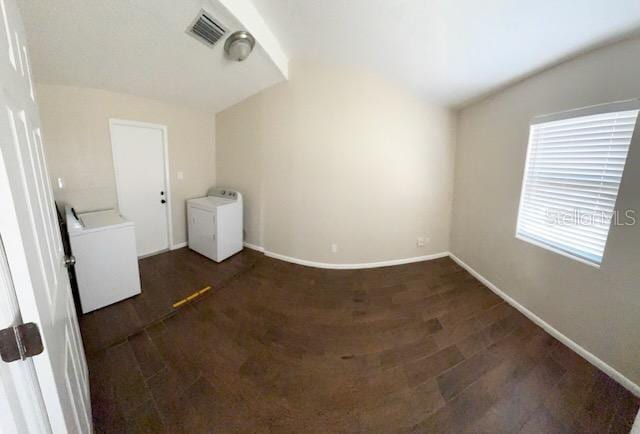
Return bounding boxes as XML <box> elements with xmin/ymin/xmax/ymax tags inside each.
<box><xmin>516</xmin><ymin>100</ymin><xmax>639</xmax><ymax>267</ymax></box>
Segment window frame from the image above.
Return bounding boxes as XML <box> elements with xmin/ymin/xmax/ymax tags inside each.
<box><xmin>515</xmin><ymin>99</ymin><xmax>640</xmax><ymax>268</ymax></box>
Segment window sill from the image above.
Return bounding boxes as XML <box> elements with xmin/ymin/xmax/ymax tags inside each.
<box><xmin>515</xmin><ymin>233</ymin><xmax>601</xmax><ymax>269</ymax></box>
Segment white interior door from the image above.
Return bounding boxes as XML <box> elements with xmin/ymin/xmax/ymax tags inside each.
<box><xmin>0</xmin><ymin>236</ymin><xmax>50</xmax><ymax>434</ymax></box>
<box><xmin>0</xmin><ymin>0</ymin><xmax>91</xmax><ymax>432</ymax></box>
<box><xmin>110</xmin><ymin>120</ymin><xmax>170</xmax><ymax>257</ymax></box>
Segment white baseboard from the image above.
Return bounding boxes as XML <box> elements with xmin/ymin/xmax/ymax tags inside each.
<box><xmin>242</xmin><ymin>242</ymin><xmax>448</xmax><ymax>269</ymax></box>
<box><xmin>448</xmin><ymin>252</ymin><xmax>640</xmax><ymax>398</ymax></box>
<box><xmin>262</xmin><ymin>249</ymin><xmax>449</xmax><ymax>270</ymax></box>
<box><xmin>243</xmin><ymin>242</ymin><xmax>264</xmax><ymax>252</ymax></box>
<box><xmin>170</xmin><ymin>242</ymin><xmax>187</xmax><ymax>250</ymax></box>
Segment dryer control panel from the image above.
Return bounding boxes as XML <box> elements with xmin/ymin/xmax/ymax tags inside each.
<box><xmin>207</xmin><ymin>187</ymin><xmax>240</xmax><ymax>200</ymax></box>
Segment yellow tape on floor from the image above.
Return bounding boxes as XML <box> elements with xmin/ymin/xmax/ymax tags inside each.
<box><xmin>172</xmin><ymin>286</ymin><xmax>212</xmax><ymax>309</ymax></box>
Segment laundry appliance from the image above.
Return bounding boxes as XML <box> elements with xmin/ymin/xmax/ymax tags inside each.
<box><xmin>66</xmin><ymin>207</ymin><xmax>141</xmax><ymax>313</ymax></box>
<box><xmin>187</xmin><ymin>188</ymin><xmax>243</xmax><ymax>262</ymax></box>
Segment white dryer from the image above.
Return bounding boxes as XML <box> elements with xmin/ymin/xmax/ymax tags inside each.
<box><xmin>187</xmin><ymin>188</ymin><xmax>243</xmax><ymax>262</ymax></box>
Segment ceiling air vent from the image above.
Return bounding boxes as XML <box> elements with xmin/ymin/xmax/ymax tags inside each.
<box><xmin>187</xmin><ymin>10</ymin><xmax>228</xmax><ymax>48</ymax></box>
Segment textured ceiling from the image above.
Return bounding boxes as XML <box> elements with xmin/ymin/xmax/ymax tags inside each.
<box><xmin>251</xmin><ymin>0</ymin><xmax>640</xmax><ymax>106</ymax></box>
<box><xmin>17</xmin><ymin>0</ymin><xmax>287</xmax><ymax>113</ymax></box>
<box><xmin>17</xmin><ymin>0</ymin><xmax>640</xmax><ymax>110</ymax></box>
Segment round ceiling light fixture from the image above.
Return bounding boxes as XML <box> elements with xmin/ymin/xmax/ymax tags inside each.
<box><xmin>224</xmin><ymin>31</ymin><xmax>255</xmax><ymax>62</ymax></box>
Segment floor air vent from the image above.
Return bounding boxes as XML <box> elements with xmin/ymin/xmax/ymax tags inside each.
<box><xmin>188</xmin><ymin>10</ymin><xmax>227</xmax><ymax>47</ymax></box>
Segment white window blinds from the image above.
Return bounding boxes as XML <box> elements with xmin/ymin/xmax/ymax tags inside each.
<box><xmin>516</xmin><ymin>101</ymin><xmax>639</xmax><ymax>267</ymax></box>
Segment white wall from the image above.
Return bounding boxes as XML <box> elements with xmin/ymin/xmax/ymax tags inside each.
<box><xmin>451</xmin><ymin>36</ymin><xmax>640</xmax><ymax>386</ymax></box>
<box><xmin>36</xmin><ymin>84</ymin><xmax>216</xmax><ymax>246</ymax></box>
<box><xmin>217</xmin><ymin>61</ymin><xmax>456</xmax><ymax>265</ymax></box>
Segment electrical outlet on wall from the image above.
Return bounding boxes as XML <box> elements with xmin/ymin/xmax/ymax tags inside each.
<box><xmin>177</xmin><ymin>171</ymin><xmax>184</xmax><ymax>180</ymax></box>
<box><xmin>57</xmin><ymin>177</ymin><xmax>65</xmax><ymax>189</ymax></box>
<box><xmin>417</xmin><ymin>237</ymin><xmax>430</xmax><ymax>247</ymax></box>
<box><xmin>331</xmin><ymin>243</ymin><xmax>338</xmax><ymax>253</ymax></box>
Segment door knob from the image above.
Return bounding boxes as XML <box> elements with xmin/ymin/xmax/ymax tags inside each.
<box><xmin>64</xmin><ymin>255</ymin><xmax>75</xmax><ymax>267</ymax></box>
<box><xmin>161</xmin><ymin>199</ymin><xmax>166</xmax><ymax>204</ymax></box>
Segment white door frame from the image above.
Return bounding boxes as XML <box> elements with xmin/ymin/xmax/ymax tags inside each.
<box><xmin>632</xmin><ymin>409</ymin><xmax>640</xmax><ymax>434</ymax></box>
<box><xmin>108</xmin><ymin>118</ymin><xmax>173</xmax><ymax>251</ymax></box>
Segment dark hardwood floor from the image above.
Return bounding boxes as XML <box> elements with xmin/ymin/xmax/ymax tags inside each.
<box><xmin>82</xmin><ymin>248</ymin><xmax>639</xmax><ymax>433</ymax></box>
<box><xmin>79</xmin><ymin>247</ymin><xmax>260</xmax><ymax>353</ymax></box>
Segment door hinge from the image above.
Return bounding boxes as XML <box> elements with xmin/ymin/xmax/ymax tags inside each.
<box><xmin>64</xmin><ymin>254</ymin><xmax>76</xmax><ymax>268</ymax></box>
<box><xmin>0</xmin><ymin>323</ymin><xmax>44</xmax><ymax>363</ymax></box>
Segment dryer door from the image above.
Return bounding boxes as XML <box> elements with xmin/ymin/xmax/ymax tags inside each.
<box><xmin>188</xmin><ymin>206</ymin><xmax>217</xmax><ymax>261</ymax></box>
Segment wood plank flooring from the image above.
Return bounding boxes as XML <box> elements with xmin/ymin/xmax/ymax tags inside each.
<box><xmin>79</xmin><ymin>247</ymin><xmax>260</xmax><ymax>353</ymax></box>
<box><xmin>82</xmin><ymin>248</ymin><xmax>639</xmax><ymax>433</ymax></box>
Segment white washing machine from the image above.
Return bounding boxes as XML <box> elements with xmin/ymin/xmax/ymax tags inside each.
<box><xmin>187</xmin><ymin>187</ymin><xmax>243</xmax><ymax>262</ymax></box>
<box><xmin>66</xmin><ymin>207</ymin><xmax>141</xmax><ymax>313</ymax></box>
